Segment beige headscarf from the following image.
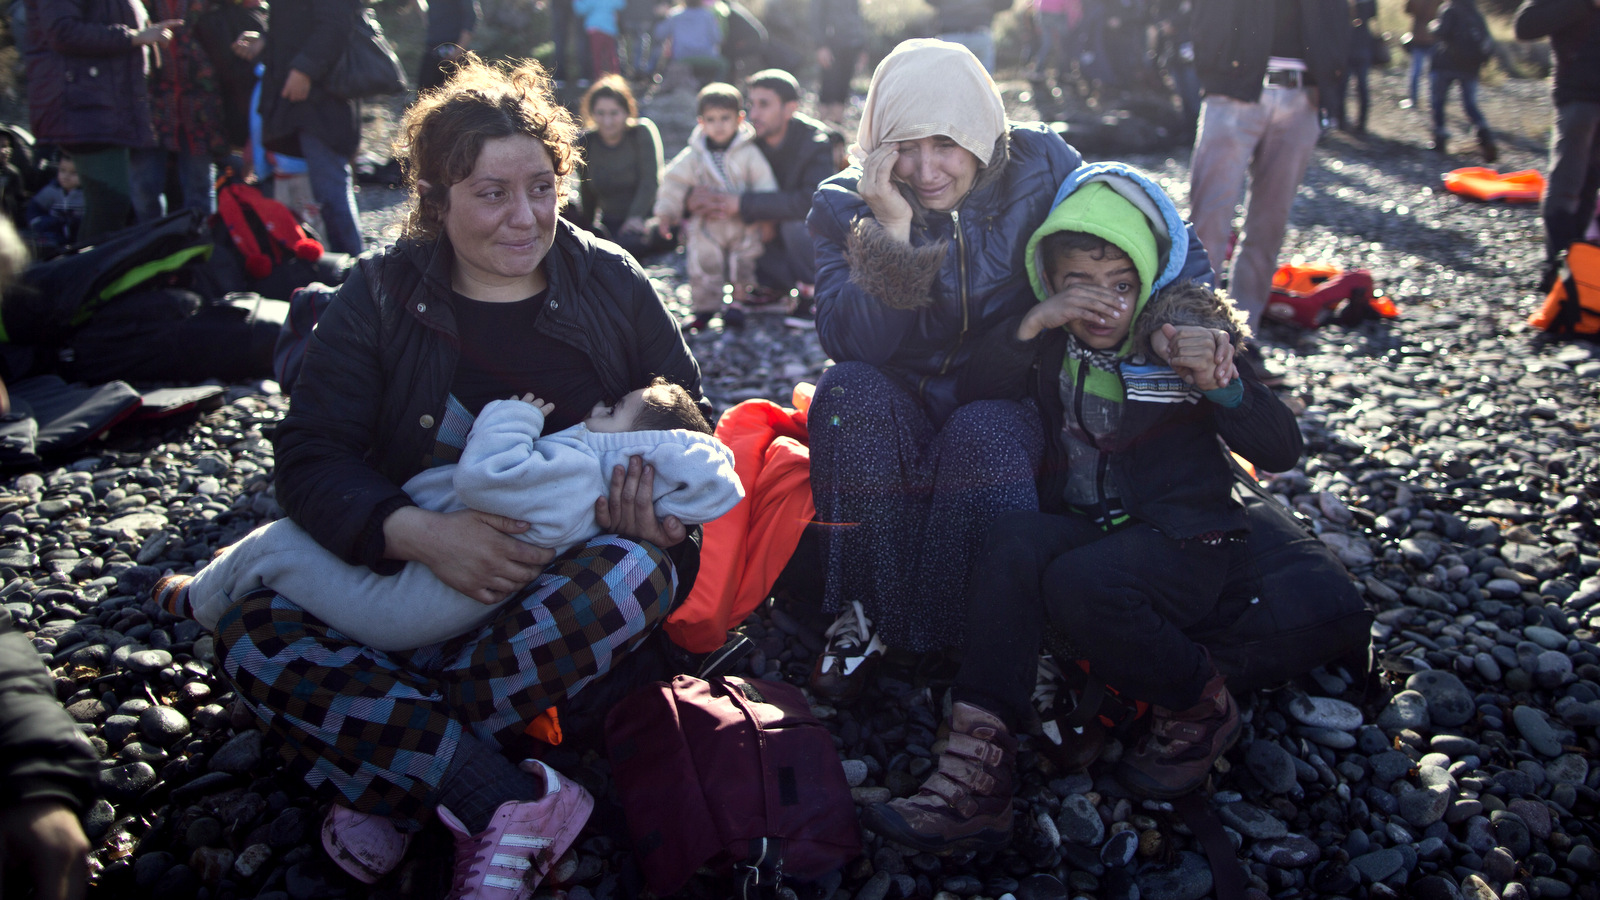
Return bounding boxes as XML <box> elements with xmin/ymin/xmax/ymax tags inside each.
<box><xmin>853</xmin><ymin>39</ymin><xmax>1007</xmax><ymax>167</ymax></box>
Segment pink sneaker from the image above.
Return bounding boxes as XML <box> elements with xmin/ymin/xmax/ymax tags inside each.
<box><xmin>320</xmin><ymin>805</ymin><xmax>413</xmax><ymax>884</ymax></box>
<box><xmin>437</xmin><ymin>760</ymin><xmax>594</xmax><ymax>899</ymax></box>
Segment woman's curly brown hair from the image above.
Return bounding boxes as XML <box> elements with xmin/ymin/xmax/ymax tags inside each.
<box><xmin>393</xmin><ymin>55</ymin><xmax>581</xmax><ymax>241</ymax></box>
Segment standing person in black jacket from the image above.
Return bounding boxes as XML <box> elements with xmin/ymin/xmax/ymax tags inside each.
<box><xmin>0</xmin><ymin>614</ymin><xmax>99</xmax><ymax>900</ymax></box>
<box><xmin>1515</xmin><ymin>0</ymin><xmax>1600</xmax><ymax>292</ymax></box>
<box><xmin>687</xmin><ymin>68</ymin><xmax>837</xmax><ymax>297</ymax></box>
<box><xmin>1428</xmin><ymin>0</ymin><xmax>1497</xmax><ymax>160</ymax></box>
<box><xmin>233</xmin><ymin>0</ymin><xmax>364</xmax><ymax>254</ymax></box>
<box><xmin>22</xmin><ymin>0</ymin><xmax>182</xmax><ymax>243</ymax></box>
<box><xmin>1186</xmin><ymin>0</ymin><xmax>1348</xmax><ymax>352</ymax></box>
<box><xmin>419</xmin><ymin>0</ymin><xmax>480</xmax><ymax>94</ymax></box>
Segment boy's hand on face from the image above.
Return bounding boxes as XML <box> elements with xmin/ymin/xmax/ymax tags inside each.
<box><xmin>1017</xmin><ymin>283</ymin><xmax>1129</xmax><ymax>342</ymax></box>
<box><xmin>513</xmin><ymin>393</ymin><xmax>556</xmax><ymax>416</ymax></box>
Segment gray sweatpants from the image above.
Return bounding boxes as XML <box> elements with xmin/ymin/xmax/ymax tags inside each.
<box><xmin>1188</xmin><ymin>88</ymin><xmax>1322</xmax><ymax>329</ymax></box>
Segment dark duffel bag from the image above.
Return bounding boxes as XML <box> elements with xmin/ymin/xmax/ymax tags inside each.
<box><xmin>604</xmin><ymin>636</ymin><xmax>861</xmax><ymax>898</ymax></box>
<box><xmin>1193</xmin><ymin>468</ymin><xmax>1375</xmax><ymax>694</ymax></box>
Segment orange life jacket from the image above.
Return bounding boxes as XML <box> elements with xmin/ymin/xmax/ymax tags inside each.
<box><xmin>1528</xmin><ymin>242</ymin><xmax>1600</xmax><ymax>335</ymax></box>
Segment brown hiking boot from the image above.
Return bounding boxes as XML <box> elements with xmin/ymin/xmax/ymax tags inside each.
<box><xmin>862</xmin><ymin>701</ymin><xmax>1016</xmax><ymax>852</ymax></box>
<box><xmin>1117</xmin><ymin>670</ymin><xmax>1241</xmax><ymax>799</ymax></box>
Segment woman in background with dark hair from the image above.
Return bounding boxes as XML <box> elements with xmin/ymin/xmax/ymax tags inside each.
<box><xmin>572</xmin><ymin>74</ymin><xmax>671</xmax><ymax>257</ymax></box>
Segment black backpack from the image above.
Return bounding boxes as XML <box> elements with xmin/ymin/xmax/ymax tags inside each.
<box><xmin>1441</xmin><ymin>3</ymin><xmax>1494</xmax><ymax>72</ymax></box>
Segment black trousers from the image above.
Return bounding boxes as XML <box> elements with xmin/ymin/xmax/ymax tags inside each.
<box><xmin>953</xmin><ymin>510</ymin><xmax>1250</xmax><ymax>729</ymax></box>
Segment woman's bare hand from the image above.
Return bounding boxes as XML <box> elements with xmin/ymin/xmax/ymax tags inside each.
<box><xmin>859</xmin><ymin>144</ymin><xmax>912</xmax><ymax>243</ymax></box>
<box><xmin>383</xmin><ymin>506</ymin><xmax>554</xmax><ymax>604</ymax></box>
<box><xmin>1017</xmin><ymin>283</ymin><xmax>1129</xmax><ymax>341</ymax></box>
<box><xmin>594</xmin><ymin>456</ymin><xmax>687</xmax><ymax>548</ymax></box>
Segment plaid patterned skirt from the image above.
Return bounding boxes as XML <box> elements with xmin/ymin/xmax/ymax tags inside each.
<box><xmin>214</xmin><ymin>535</ymin><xmax>676</xmax><ymax>829</ymax></box>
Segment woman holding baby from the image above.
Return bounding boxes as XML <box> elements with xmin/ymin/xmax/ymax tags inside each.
<box><xmin>207</xmin><ymin>57</ymin><xmax>703</xmax><ymax>894</ymax></box>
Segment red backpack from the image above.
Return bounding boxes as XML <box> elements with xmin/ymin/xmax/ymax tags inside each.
<box><xmin>215</xmin><ymin>178</ymin><xmax>324</xmax><ymax>280</ymax></box>
<box><xmin>604</xmin><ymin>637</ymin><xmax>861</xmax><ymax>897</ymax></box>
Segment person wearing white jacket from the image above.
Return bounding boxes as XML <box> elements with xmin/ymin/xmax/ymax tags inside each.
<box><xmin>164</xmin><ymin>380</ymin><xmax>742</xmax><ymax>651</ymax></box>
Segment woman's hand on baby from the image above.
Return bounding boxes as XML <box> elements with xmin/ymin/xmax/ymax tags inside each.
<box><xmin>1159</xmin><ymin>324</ymin><xmax>1236</xmax><ymax>391</ymax></box>
<box><xmin>512</xmin><ymin>393</ymin><xmax>556</xmax><ymax>416</ymax></box>
<box><xmin>1017</xmin><ymin>284</ymin><xmax>1129</xmax><ymax>341</ymax></box>
<box><xmin>859</xmin><ymin>144</ymin><xmax>912</xmax><ymax>243</ymax></box>
<box><xmin>383</xmin><ymin>506</ymin><xmax>554</xmax><ymax>604</ymax></box>
<box><xmin>595</xmin><ymin>456</ymin><xmax>687</xmax><ymax>549</ymax></box>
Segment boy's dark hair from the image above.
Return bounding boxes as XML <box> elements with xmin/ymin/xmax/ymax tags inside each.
<box><xmin>696</xmin><ymin>83</ymin><xmax>744</xmax><ymax>117</ymax></box>
<box><xmin>635</xmin><ymin>378</ymin><xmax>713</xmax><ymax>434</ymax></box>
<box><xmin>1039</xmin><ymin>230</ymin><xmax>1129</xmax><ymax>278</ymax></box>
<box><xmin>745</xmin><ymin>69</ymin><xmax>801</xmax><ymax>104</ymax></box>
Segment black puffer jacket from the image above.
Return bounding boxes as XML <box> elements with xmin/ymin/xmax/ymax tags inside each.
<box><xmin>739</xmin><ymin>113</ymin><xmax>838</xmax><ymax>225</ymax></box>
<box><xmin>273</xmin><ymin>220</ymin><xmax>702</xmax><ymax>571</ymax></box>
<box><xmin>0</xmin><ymin>615</ymin><xmax>99</xmax><ymax>814</ymax></box>
<box><xmin>1192</xmin><ymin>0</ymin><xmax>1350</xmax><ymax>106</ymax></box>
<box><xmin>23</xmin><ymin>0</ymin><xmax>156</xmax><ymax>149</ymax></box>
<box><xmin>258</xmin><ymin>0</ymin><xmax>360</xmax><ymax>159</ymax></box>
<box><xmin>1515</xmin><ymin>0</ymin><xmax>1600</xmax><ymax>105</ymax></box>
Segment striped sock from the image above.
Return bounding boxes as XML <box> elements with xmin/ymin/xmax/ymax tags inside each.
<box><xmin>152</xmin><ymin>573</ymin><xmax>194</xmax><ymax>619</ymax></box>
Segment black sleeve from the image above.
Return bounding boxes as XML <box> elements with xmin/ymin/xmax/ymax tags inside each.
<box><xmin>0</xmin><ymin>618</ymin><xmax>99</xmax><ymax>814</ymax></box>
<box><xmin>288</xmin><ymin>0</ymin><xmax>357</xmax><ymax>83</ymax></box>
<box><xmin>1213</xmin><ymin>356</ymin><xmax>1304</xmax><ymax>474</ymax></box>
<box><xmin>954</xmin><ymin>315</ymin><xmax>1043</xmax><ymax>406</ymax></box>
<box><xmin>739</xmin><ymin>140</ymin><xmax>835</xmax><ymax>223</ymax></box>
<box><xmin>271</xmin><ymin>263</ymin><xmax>417</xmax><ymax>570</ymax></box>
<box><xmin>1514</xmin><ymin>0</ymin><xmax>1592</xmax><ymax>39</ymax></box>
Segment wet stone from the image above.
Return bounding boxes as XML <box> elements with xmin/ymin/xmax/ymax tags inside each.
<box><xmin>1245</xmin><ymin>739</ymin><xmax>1298</xmax><ymax>794</ymax></box>
<box><xmin>1407</xmin><ymin>671</ymin><xmax>1475</xmax><ymax>728</ymax></box>
<box><xmin>99</xmin><ymin>761</ymin><xmax>157</xmax><ymax>801</ymax></box>
<box><xmin>1136</xmin><ymin>851</ymin><xmax>1212</xmax><ymax>900</ymax></box>
<box><xmin>1216</xmin><ymin>803</ymin><xmax>1287</xmax><ymax>840</ymax></box>
<box><xmin>1056</xmin><ymin>794</ymin><xmax>1104</xmax><ymax>846</ymax></box>
<box><xmin>208</xmin><ymin>729</ymin><xmax>264</xmax><ymax>774</ymax></box>
<box><xmin>139</xmin><ymin>706</ymin><xmax>190</xmax><ymax>746</ymax></box>
<box><xmin>1251</xmin><ymin>834</ymin><xmax>1322</xmax><ymax>868</ymax></box>
<box><xmin>124</xmin><ymin>648</ymin><xmax>173</xmax><ymax>673</ymax></box>
<box><xmin>1351</xmin><ymin>848</ymin><xmax>1405</xmax><ymax>883</ymax></box>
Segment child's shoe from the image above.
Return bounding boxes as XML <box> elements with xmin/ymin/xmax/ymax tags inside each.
<box><xmin>321</xmin><ymin>805</ymin><xmax>413</xmax><ymax>884</ymax></box>
<box><xmin>1031</xmin><ymin>655</ymin><xmax>1107</xmax><ymax>772</ymax></box>
<box><xmin>684</xmin><ymin>311</ymin><xmax>715</xmax><ymax>332</ymax></box>
<box><xmin>437</xmin><ymin>760</ymin><xmax>594</xmax><ymax>899</ymax></box>
<box><xmin>809</xmin><ymin>600</ymin><xmax>885</xmax><ymax>702</ymax></box>
<box><xmin>1116</xmin><ymin>669</ymin><xmax>1240</xmax><ymax>799</ymax></box>
<box><xmin>152</xmin><ymin>573</ymin><xmax>195</xmax><ymax>619</ymax></box>
<box><xmin>862</xmin><ymin>701</ymin><xmax>1016</xmax><ymax>852</ymax></box>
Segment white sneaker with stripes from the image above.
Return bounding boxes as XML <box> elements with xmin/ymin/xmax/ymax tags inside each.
<box><xmin>437</xmin><ymin>759</ymin><xmax>595</xmax><ymax>899</ymax></box>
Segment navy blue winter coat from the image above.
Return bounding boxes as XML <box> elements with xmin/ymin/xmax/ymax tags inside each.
<box><xmin>23</xmin><ymin>0</ymin><xmax>156</xmax><ymax>149</ymax></box>
<box><xmin>809</xmin><ymin>124</ymin><xmax>1213</xmax><ymax>425</ymax></box>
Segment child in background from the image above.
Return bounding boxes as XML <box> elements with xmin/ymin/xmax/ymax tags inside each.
<box><xmin>1429</xmin><ymin>0</ymin><xmax>1498</xmax><ymax>161</ymax></box>
<box><xmin>652</xmin><ymin>0</ymin><xmax>726</xmax><ymax>83</ymax></box>
<box><xmin>575</xmin><ymin>0</ymin><xmax>626</xmax><ymax>77</ymax></box>
<box><xmin>157</xmin><ymin>379</ymin><xmax>742</xmax><ymax>652</ymax></box>
<box><xmin>653</xmin><ymin>82</ymin><xmax>776</xmax><ymax>331</ymax></box>
<box><xmin>24</xmin><ymin>155</ymin><xmax>85</xmax><ymax>253</ymax></box>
